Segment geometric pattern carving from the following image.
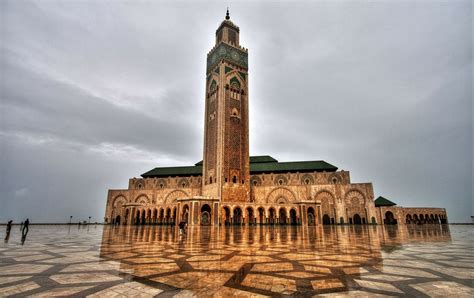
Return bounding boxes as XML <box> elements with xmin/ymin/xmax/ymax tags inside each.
<box><xmin>266</xmin><ymin>187</ymin><xmax>296</xmax><ymax>204</ymax></box>
<box><xmin>301</xmin><ymin>174</ymin><xmax>314</xmax><ymax>185</ymax></box>
<box><xmin>273</xmin><ymin>175</ymin><xmax>288</xmax><ymax>186</ymax></box>
<box><xmin>135</xmin><ymin>194</ymin><xmax>150</xmax><ymax>205</ymax></box>
<box><xmin>164</xmin><ymin>190</ymin><xmax>189</xmax><ymax>204</ymax></box>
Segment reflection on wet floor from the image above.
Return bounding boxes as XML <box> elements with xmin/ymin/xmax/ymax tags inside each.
<box><xmin>0</xmin><ymin>224</ymin><xmax>472</xmax><ymax>297</ymax></box>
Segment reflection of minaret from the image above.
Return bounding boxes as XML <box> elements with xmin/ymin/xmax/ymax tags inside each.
<box><xmin>202</xmin><ymin>10</ymin><xmax>250</xmax><ymax>202</ymax></box>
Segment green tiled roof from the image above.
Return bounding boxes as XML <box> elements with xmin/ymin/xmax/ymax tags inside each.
<box><xmin>142</xmin><ymin>166</ymin><xmax>203</xmax><ymax>178</ymax></box>
<box><xmin>194</xmin><ymin>155</ymin><xmax>277</xmax><ymax>166</ymax></box>
<box><xmin>250</xmin><ymin>160</ymin><xmax>337</xmax><ymax>174</ymax></box>
<box><xmin>374</xmin><ymin>196</ymin><xmax>397</xmax><ymax>207</ymax></box>
<box><xmin>142</xmin><ymin>155</ymin><xmax>337</xmax><ymax>178</ymax></box>
<box><xmin>249</xmin><ymin>155</ymin><xmax>278</xmax><ymax>163</ymax></box>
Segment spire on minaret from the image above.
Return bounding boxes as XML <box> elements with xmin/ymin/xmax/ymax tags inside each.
<box><xmin>225</xmin><ymin>8</ymin><xmax>230</xmax><ymax>20</ymax></box>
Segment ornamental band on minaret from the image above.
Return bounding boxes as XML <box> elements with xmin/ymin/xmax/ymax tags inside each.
<box><xmin>202</xmin><ymin>10</ymin><xmax>250</xmax><ymax>204</ymax></box>
<box><xmin>104</xmin><ymin>11</ymin><xmax>448</xmax><ymax>227</ymax></box>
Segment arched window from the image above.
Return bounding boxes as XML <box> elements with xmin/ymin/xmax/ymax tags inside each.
<box><xmin>232</xmin><ymin>176</ymin><xmax>237</xmax><ymax>183</ymax></box>
<box><xmin>231</xmin><ymin>108</ymin><xmax>240</xmax><ymax>118</ymax></box>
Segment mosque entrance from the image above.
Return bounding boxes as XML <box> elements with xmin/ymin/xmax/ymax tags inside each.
<box><xmin>353</xmin><ymin>214</ymin><xmax>362</xmax><ymax>225</ymax></box>
<box><xmin>307</xmin><ymin>207</ymin><xmax>315</xmax><ymax>225</ymax></box>
<box><xmin>290</xmin><ymin>209</ymin><xmax>297</xmax><ymax>225</ymax></box>
<box><xmin>385</xmin><ymin>211</ymin><xmax>397</xmax><ymax>225</ymax></box>
<box><xmin>233</xmin><ymin>207</ymin><xmax>243</xmax><ymax>225</ymax></box>
<box><xmin>201</xmin><ymin>204</ymin><xmax>211</xmax><ymax>225</ymax></box>
<box><xmin>322</xmin><ymin>214</ymin><xmax>331</xmax><ymax>225</ymax></box>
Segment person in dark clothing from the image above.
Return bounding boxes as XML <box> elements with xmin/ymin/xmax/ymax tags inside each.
<box><xmin>22</xmin><ymin>218</ymin><xmax>29</xmax><ymax>236</ymax></box>
<box><xmin>178</xmin><ymin>221</ymin><xmax>186</xmax><ymax>235</ymax></box>
<box><xmin>5</xmin><ymin>220</ymin><xmax>13</xmax><ymax>241</ymax></box>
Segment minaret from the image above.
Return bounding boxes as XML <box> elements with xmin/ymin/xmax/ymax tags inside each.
<box><xmin>202</xmin><ymin>10</ymin><xmax>250</xmax><ymax>203</ymax></box>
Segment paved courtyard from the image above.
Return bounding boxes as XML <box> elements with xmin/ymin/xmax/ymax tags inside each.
<box><xmin>0</xmin><ymin>224</ymin><xmax>472</xmax><ymax>297</ymax></box>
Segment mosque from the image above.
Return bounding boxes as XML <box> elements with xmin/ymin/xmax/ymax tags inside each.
<box><xmin>104</xmin><ymin>11</ymin><xmax>448</xmax><ymax>226</ymax></box>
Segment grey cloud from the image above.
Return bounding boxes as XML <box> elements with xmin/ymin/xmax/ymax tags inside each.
<box><xmin>0</xmin><ymin>0</ymin><xmax>471</xmax><ymax>223</ymax></box>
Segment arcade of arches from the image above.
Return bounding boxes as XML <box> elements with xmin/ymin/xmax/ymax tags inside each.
<box><xmin>106</xmin><ymin>193</ymin><xmax>448</xmax><ymax>226</ymax></box>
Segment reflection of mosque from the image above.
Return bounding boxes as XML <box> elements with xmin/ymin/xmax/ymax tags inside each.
<box><xmin>100</xmin><ymin>225</ymin><xmax>452</xmax><ymax>256</ymax></box>
<box><xmin>104</xmin><ymin>11</ymin><xmax>448</xmax><ymax>227</ymax></box>
<box><xmin>99</xmin><ymin>225</ymin><xmax>452</xmax><ymax>288</ymax></box>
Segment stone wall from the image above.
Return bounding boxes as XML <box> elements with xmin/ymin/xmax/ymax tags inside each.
<box><xmin>104</xmin><ymin>169</ymin><xmax>382</xmax><ymax>226</ymax></box>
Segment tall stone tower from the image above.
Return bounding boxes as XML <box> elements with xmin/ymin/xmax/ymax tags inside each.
<box><xmin>202</xmin><ymin>10</ymin><xmax>250</xmax><ymax>203</ymax></box>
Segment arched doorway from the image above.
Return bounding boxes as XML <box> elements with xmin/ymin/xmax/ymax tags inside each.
<box><xmin>279</xmin><ymin>208</ymin><xmax>287</xmax><ymax>225</ymax></box>
<box><xmin>322</xmin><ymin>214</ymin><xmax>331</xmax><ymax>225</ymax></box>
<box><xmin>353</xmin><ymin>214</ymin><xmax>362</xmax><ymax>225</ymax></box>
<box><xmin>246</xmin><ymin>207</ymin><xmax>254</xmax><ymax>225</ymax></box>
<box><xmin>419</xmin><ymin>214</ymin><xmax>424</xmax><ymax>225</ymax></box>
<box><xmin>141</xmin><ymin>210</ymin><xmax>146</xmax><ymax>225</ymax></box>
<box><xmin>159</xmin><ymin>208</ymin><xmax>164</xmax><ymax>224</ymax></box>
<box><xmin>124</xmin><ymin>209</ymin><xmax>129</xmax><ymax>225</ymax></box>
<box><xmin>385</xmin><ymin>211</ymin><xmax>397</xmax><ymax>225</ymax></box>
<box><xmin>153</xmin><ymin>209</ymin><xmax>157</xmax><ymax>224</ymax></box>
<box><xmin>147</xmin><ymin>209</ymin><xmax>152</xmax><ymax>224</ymax></box>
<box><xmin>182</xmin><ymin>205</ymin><xmax>190</xmax><ymax>223</ymax></box>
<box><xmin>307</xmin><ymin>207</ymin><xmax>315</xmax><ymax>225</ymax></box>
<box><xmin>165</xmin><ymin>208</ymin><xmax>171</xmax><ymax>225</ymax></box>
<box><xmin>172</xmin><ymin>207</ymin><xmax>177</xmax><ymax>225</ymax></box>
<box><xmin>115</xmin><ymin>215</ymin><xmax>121</xmax><ymax>225</ymax></box>
<box><xmin>233</xmin><ymin>207</ymin><xmax>243</xmax><ymax>225</ymax></box>
<box><xmin>258</xmin><ymin>207</ymin><xmax>265</xmax><ymax>224</ymax></box>
<box><xmin>268</xmin><ymin>208</ymin><xmax>276</xmax><ymax>224</ymax></box>
<box><xmin>290</xmin><ymin>209</ymin><xmax>297</xmax><ymax>225</ymax></box>
<box><xmin>135</xmin><ymin>210</ymin><xmax>141</xmax><ymax>225</ymax></box>
<box><xmin>406</xmin><ymin>214</ymin><xmax>412</xmax><ymax>224</ymax></box>
<box><xmin>223</xmin><ymin>206</ymin><xmax>231</xmax><ymax>225</ymax></box>
<box><xmin>201</xmin><ymin>204</ymin><xmax>211</xmax><ymax>225</ymax></box>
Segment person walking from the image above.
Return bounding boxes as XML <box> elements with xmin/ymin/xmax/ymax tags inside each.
<box><xmin>22</xmin><ymin>218</ymin><xmax>29</xmax><ymax>236</ymax></box>
<box><xmin>5</xmin><ymin>220</ymin><xmax>12</xmax><ymax>241</ymax></box>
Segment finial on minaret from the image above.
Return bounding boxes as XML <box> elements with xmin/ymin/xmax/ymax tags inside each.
<box><xmin>226</xmin><ymin>8</ymin><xmax>230</xmax><ymax>20</ymax></box>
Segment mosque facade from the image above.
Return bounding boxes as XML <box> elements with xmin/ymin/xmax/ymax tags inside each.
<box><xmin>104</xmin><ymin>12</ymin><xmax>448</xmax><ymax>226</ymax></box>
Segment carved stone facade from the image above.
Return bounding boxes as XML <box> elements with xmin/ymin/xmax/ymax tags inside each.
<box><xmin>104</xmin><ymin>13</ymin><xmax>448</xmax><ymax>226</ymax></box>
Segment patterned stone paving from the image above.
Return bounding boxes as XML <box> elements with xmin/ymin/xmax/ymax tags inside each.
<box><xmin>0</xmin><ymin>224</ymin><xmax>472</xmax><ymax>297</ymax></box>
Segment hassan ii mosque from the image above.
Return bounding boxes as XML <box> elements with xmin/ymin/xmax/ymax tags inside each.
<box><xmin>104</xmin><ymin>11</ymin><xmax>448</xmax><ymax>227</ymax></box>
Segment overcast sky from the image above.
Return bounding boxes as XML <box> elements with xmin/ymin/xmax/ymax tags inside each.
<box><xmin>1</xmin><ymin>0</ymin><xmax>472</xmax><ymax>223</ymax></box>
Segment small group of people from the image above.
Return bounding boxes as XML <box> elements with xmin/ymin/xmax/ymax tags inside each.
<box><xmin>178</xmin><ymin>221</ymin><xmax>188</xmax><ymax>236</ymax></box>
<box><xmin>5</xmin><ymin>218</ymin><xmax>29</xmax><ymax>244</ymax></box>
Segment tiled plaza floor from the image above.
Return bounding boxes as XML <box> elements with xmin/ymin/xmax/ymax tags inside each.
<box><xmin>0</xmin><ymin>224</ymin><xmax>472</xmax><ymax>297</ymax></box>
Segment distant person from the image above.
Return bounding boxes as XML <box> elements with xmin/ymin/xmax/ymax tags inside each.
<box><xmin>22</xmin><ymin>218</ymin><xmax>29</xmax><ymax>236</ymax></box>
<box><xmin>179</xmin><ymin>221</ymin><xmax>186</xmax><ymax>235</ymax></box>
<box><xmin>5</xmin><ymin>220</ymin><xmax>13</xmax><ymax>241</ymax></box>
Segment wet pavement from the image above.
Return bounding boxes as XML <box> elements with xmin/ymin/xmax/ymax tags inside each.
<box><xmin>0</xmin><ymin>224</ymin><xmax>472</xmax><ymax>297</ymax></box>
